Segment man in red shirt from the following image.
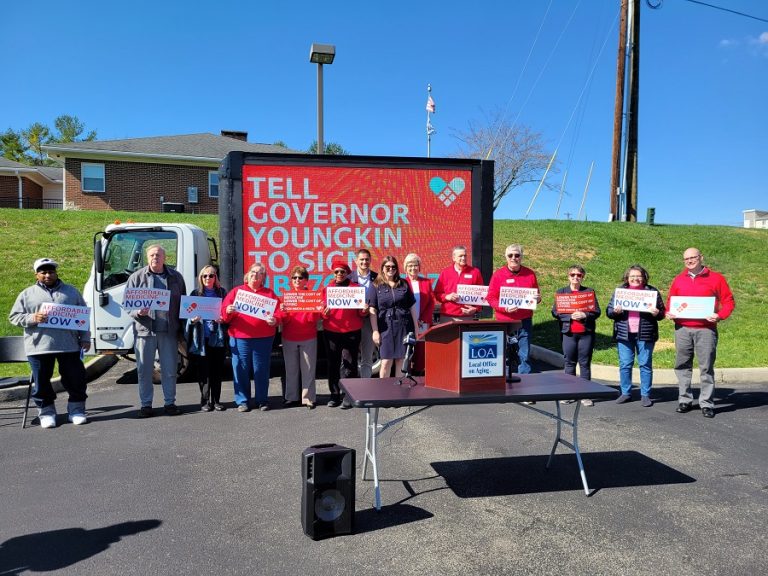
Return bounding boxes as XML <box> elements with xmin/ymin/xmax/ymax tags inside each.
<box><xmin>667</xmin><ymin>247</ymin><xmax>735</xmax><ymax>419</ymax></box>
<box><xmin>486</xmin><ymin>244</ymin><xmax>541</xmax><ymax>374</ymax></box>
<box><xmin>434</xmin><ymin>245</ymin><xmax>484</xmax><ymax>323</ymax></box>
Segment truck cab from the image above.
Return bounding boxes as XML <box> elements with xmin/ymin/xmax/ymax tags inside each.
<box><xmin>84</xmin><ymin>223</ymin><xmax>216</xmax><ymax>356</ymax></box>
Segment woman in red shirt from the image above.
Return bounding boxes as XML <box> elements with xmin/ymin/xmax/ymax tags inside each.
<box><xmin>280</xmin><ymin>266</ymin><xmax>321</xmax><ymax>409</ymax></box>
<box><xmin>221</xmin><ymin>263</ymin><xmax>281</xmax><ymax>412</ymax></box>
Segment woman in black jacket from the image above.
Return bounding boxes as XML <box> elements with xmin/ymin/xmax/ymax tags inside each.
<box><xmin>186</xmin><ymin>266</ymin><xmax>228</xmax><ymax>412</ymax></box>
<box><xmin>551</xmin><ymin>264</ymin><xmax>601</xmax><ymax>406</ymax></box>
<box><xmin>606</xmin><ymin>265</ymin><xmax>665</xmax><ymax>407</ymax></box>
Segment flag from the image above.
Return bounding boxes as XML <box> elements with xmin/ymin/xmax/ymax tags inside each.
<box><xmin>426</xmin><ymin>95</ymin><xmax>436</xmax><ymax>113</ymax></box>
<box><xmin>427</xmin><ymin>119</ymin><xmax>436</xmax><ymax>136</ymax></box>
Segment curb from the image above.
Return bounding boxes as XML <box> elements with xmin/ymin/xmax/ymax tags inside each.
<box><xmin>530</xmin><ymin>345</ymin><xmax>767</xmax><ymax>387</ymax></box>
<box><xmin>0</xmin><ymin>354</ymin><xmax>118</xmax><ymax>402</ymax></box>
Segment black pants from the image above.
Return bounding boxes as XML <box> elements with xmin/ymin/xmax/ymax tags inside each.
<box><xmin>193</xmin><ymin>346</ymin><xmax>226</xmax><ymax>405</ymax></box>
<box><xmin>561</xmin><ymin>332</ymin><xmax>594</xmax><ymax>380</ymax></box>
<box><xmin>323</xmin><ymin>330</ymin><xmax>361</xmax><ymax>399</ymax></box>
<box><xmin>28</xmin><ymin>351</ymin><xmax>87</xmax><ymax>408</ymax></box>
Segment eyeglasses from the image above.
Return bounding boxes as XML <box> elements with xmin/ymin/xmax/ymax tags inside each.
<box><xmin>569</xmin><ymin>273</ymin><xmax>584</xmax><ymax>278</ymax></box>
<box><xmin>333</xmin><ymin>270</ymin><xmax>347</xmax><ymax>275</ymax></box>
<box><xmin>383</xmin><ymin>265</ymin><xmax>397</xmax><ymax>270</ymax></box>
<box><xmin>627</xmin><ymin>276</ymin><xmax>644</xmax><ymax>279</ymax></box>
<box><xmin>291</xmin><ymin>276</ymin><xmax>306</xmax><ymax>280</ymax></box>
<box><xmin>202</xmin><ymin>273</ymin><xmax>217</xmax><ymax>278</ymax></box>
<box><xmin>683</xmin><ymin>256</ymin><xmax>700</xmax><ymax>262</ymax></box>
<box><xmin>506</xmin><ymin>253</ymin><xmax>521</xmax><ymax>259</ymax></box>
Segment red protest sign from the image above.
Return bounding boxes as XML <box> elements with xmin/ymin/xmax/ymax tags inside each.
<box><xmin>555</xmin><ymin>291</ymin><xmax>596</xmax><ymax>314</ymax></box>
<box><xmin>282</xmin><ymin>290</ymin><xmax>325</xmax><ymax>313</ymax></box>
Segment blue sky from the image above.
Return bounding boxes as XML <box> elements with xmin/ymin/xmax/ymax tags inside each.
<box><xmin>2</xmin><ymin>0</ymin><xmax>766</xmax><ymax>226</ymax></box>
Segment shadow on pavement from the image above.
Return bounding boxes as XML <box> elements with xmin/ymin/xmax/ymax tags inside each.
<box><xmin>0</xmin><ymin>520</ymin><xmax>161</xmax><ymax>575</ymax></box>
<box><xmin>354</xmin><ymin>503</ymin><xmax>434</xmax><ymax>534</ymax></box>
<box><xmin>431</xmin><ymin>451</ymin><xmax>695</xmax><ymax>498</ymax></box>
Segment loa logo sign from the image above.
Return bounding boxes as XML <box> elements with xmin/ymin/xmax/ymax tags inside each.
<box><xmin>430</xmin><ymin>177</ymin><xmax>465</xmax><ymax>207</ymax></box>
<box><xmin>468</xmin><ymin>334</ymin><xmax>498</xmax><ymax>359</ymax></box>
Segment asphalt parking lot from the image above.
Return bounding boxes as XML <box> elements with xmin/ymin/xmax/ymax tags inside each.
<box><xmin>1</xmin><ymin>361</ymin><xmax>766</xmax><ymax>576</ymax></box>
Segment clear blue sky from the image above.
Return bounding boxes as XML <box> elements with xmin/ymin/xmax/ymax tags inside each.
<box><xmin>2</xmin><ymin>0</ymin><xmax>766</xmax><ymax>226</ymax></box>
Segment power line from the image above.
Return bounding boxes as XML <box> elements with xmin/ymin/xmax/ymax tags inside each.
<box><xmin>649</xmin><ymin>0</ymin><xmax>768</xmax><ymax>23</ymax></box>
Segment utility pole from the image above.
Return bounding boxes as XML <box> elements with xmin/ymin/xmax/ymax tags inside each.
<box><xmin>610</xmin><ymin>0</ymin><xmax>640</xmax><ymax>222</ymax></box>
<box><xmin>625</xmin><ymin>0</ymin><xmax>640</xmax><ymax>222</ymax></box>
<box><xmin>609</xmin><ymin>0</ymin><xmax>628</xmax><ymax>221</ymax></box>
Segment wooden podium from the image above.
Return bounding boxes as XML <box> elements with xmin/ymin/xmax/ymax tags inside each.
<box><xmin>422</xmin><ymin>320</ymin><xmax>520</xmax><ymax>394</ymax></box>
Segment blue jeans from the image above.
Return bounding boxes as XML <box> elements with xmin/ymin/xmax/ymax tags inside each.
<box><xmin>230</xmin><ymin>336</ymin><xmax>274</xmax><ymax>406</ymax></box>
<box><xmin>135</xmin><ymin>333</ymin><xmax>179</xmax><ymax>407</ymax></box>
<box><xmin>514</xmin><ymin>318</ymin><xmax>533</xmax><ymax>374</ymax></box>
<box><xmin>617</xmin><ymin>335</ymin><xmax>655</xmax><ymax>397</ymax></box>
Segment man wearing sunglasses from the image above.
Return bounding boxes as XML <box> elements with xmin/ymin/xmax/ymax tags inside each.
<box><xmin>486</xmin><ymin>244</ymin><xmax>541</xmax><ymax>375</ymax></box>
<box><xmin>9</xmin><ymin>258</ymin><xmax>91</xmax><ymax>429</ymax></box>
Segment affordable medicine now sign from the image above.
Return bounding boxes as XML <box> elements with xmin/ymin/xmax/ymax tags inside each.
<box><xmin>242</xmin><ymin>165</ymin><xmax>474</xmax><ymax>295</ymax></box>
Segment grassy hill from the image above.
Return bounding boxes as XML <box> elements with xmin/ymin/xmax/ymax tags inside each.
<box><xmin>1</xmin><ymin>209</ymin><xmax>766</xmax><ymax>371</ymax></box>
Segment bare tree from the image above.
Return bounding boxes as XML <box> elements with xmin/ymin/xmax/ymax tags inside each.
<box><xmin>452</xmin><ymin>110</ymin><xmax>555</xmax><ymax>211</ymax></box>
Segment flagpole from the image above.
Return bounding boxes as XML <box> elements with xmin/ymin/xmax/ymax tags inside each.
<box><xmin>426</xmin><ymin>84</ymin><xmax>432</xmax><ymax>158</ymax></box>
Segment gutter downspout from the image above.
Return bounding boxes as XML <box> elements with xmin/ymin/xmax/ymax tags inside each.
<box><xmin>15</xmin><ymin>170</ymin><xmax>23</xmax><ymax>209</ymax></box>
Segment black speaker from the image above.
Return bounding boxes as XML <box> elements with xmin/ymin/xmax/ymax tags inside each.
<box><xmin>301</xmin><ymin>443</ymin><xmax>355</xmax><ymax>540</ymax></box>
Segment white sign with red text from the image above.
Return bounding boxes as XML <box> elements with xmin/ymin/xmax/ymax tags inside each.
<box><xmin>456</xmin><ymin>284</ymin><xmax>489</xmax><ymax>307</ymax></box>
<box><xmin>38</xmin><ymin>303</ymin><xmax>90</xmax><ymax>331</ymax></box>
<box><xmin>233</xmin><ymin>290</ymin><xmax>277</xmax><ymax>320</ymax></box>
<box><xmin>499</xmin><ymin>287</ymin><xmax>538</xmax><ymax>310</ymax></box>
<box><xmin>613</xmin><ymin>288</ymin><xmax>658</xmax><ymax>311</ymax></box>
<box><xmin>122</xmin><ymin>288</ymin><xmax>171</xmax><ymax>311</ymax></box>
<box><xmin>179</xmin><ymin>296</ymin><xmax>222</xmax><ymax>320</ymax></box>
<box><xmin>326</xmin><ymin>286</ymin><xmax>366</xmax><ymax>309</ymax></box>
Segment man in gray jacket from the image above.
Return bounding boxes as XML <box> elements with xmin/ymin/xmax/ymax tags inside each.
<box><xmin>125</xmin><ymin>245</ymin><xmax>186</xmax><ymax>418</ymax></box>
<box><xmin>9</xmin><ymin>258</ymin><xmax>91</xmax><ymax>429</ymax></box>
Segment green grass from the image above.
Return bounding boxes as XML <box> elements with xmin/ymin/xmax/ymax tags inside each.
<box><xmin>1</xmin><ymin>209</ymin><xmax>766</xmax><ymax>376</ymax></box>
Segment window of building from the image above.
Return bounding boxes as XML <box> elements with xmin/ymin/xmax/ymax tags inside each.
<box><xmin>82</xmin><ymin>163</ymin><xmax>105</xmax><ymax>192</ymax></box>
<box><xmin>209</xmin><ymin>171</ymin><xmax>219</xmax><ymax>198</ymax></box>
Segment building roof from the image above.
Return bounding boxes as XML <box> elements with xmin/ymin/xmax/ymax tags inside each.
<box><xmin>0</xmin><ymin>158</ymin><xmax>62</xmax><ymax>183</ymax></box>
<box><xmin>42</xmin><ymin>133</ymin><xmax>296</xmax><ymax>164</ymax></box>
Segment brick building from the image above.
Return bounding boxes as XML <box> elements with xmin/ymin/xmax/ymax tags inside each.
<box><xmin>42</xmin><ymin>131</ymin><xmax>293</xmax><ymax>213</ymax></box>
<box><xmin>0</xmin><ymin>158</ymin><xmax>63</xmax><ymax>209</ymax></box>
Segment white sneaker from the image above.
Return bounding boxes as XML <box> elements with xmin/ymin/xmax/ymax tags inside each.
<box><xmin>68</xmin><ymin>413</ymin><xmax>88</xmax><ymax>425</ymax></box>
<box><xmin>40</xmin><ymin>414</ymin><xmax>57</xmax><ymax>429</ymax></box>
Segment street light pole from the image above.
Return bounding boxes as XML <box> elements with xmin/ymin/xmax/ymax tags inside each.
<box><xmin>309</xmin><ymin>43</ymin><xmax>336</xmax><ymax>155</ymax></box>
<box><xmin>317</xmin><ymin>62</ymin><xmax>324</xmax><ymax>155</ymax></box>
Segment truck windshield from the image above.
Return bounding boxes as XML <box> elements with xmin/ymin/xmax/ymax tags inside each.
<box><xmin>102</xmin><ymin>231</ymin><xmax>178</xmax><ymax>288</ymax></box>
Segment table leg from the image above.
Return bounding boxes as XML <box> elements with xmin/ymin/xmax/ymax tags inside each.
<box><xmin>361</xmin><ymin>407</ymin><xmax>382</xmax><ymax>510</ymax></box>
<box><xmin>540</xmin><ymin>401</ymin><xmax>594</xmax><ymax>496</ymax></box>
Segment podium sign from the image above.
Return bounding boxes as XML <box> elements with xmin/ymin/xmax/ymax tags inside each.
<box><xmin>423</xmin><ymin>321</ymin><xmax>515</xmax><ymax>394</ymax></box>
<box><xmin>461</xmin><ymin>331</ymin><xmax>504</xmax><ymax>378</ymax></box>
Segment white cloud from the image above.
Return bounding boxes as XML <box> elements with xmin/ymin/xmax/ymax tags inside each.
<box><xmin>759</xmin><ymin>31</ymin><xmax>768</xmax><ymax>44</ymax></box>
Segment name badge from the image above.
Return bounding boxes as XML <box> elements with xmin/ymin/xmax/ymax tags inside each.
<box><xmin>464</xmin><ymin>274</ymin><xmax>473</xmax><ymax>279</ymax></box>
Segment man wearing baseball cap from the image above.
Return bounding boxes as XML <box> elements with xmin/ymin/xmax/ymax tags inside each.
<box><xmin>9</xmin><ymin>258</ymin><xmax>91</xmax><ymax>428</ymax></box>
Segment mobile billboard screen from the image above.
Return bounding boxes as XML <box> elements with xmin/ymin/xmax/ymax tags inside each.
<box><xmin>241</xmin><ymin>165</ymin><xmax>475</xmax><ymax>295</ymax></box>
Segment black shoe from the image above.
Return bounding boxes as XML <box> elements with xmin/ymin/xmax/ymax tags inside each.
<box><xmin>326</xmin><ymin>398</ymin><xmax>340</xmax><ymax>408</ymax></box>
<box><xmin>701</xmin><ymin>407</ymin><xmax>715</xmax><ymax>418</ymax></box>
<box><xmin>283</xmin><ymin>400</ymin><xmax>299</xmax><ymax>408</ymax></box>
<box><xmin>201</xmin><ymin>404</ymin><xmax>213</xmax><ymax>412</ymax></box>
<box><xmin>164</xmin><ymin>404</ymin><xmax>181</xmax><ymax>416</ymax></box>
<box><xmin>213</xmin><ymin>403</ymin><xmax>226</xmax><ymax>412</ymax></box>
<box><xmin>258</xmin><ymin>403</ymin><xmax>270</xmax><ymax>412</ymax></box>
<box><xmin>676</xmin><ymin>403</ymin><xmax>693</xmax><ymax>413</ymax></box>
<box><xmin>340</xmin><ymin>401</ymin><xmax>352</xmax><ymax>410</ymax></box>
<box><xmin>137</xmin><ymin>406</ymin><xmax>154</xmax><ymax>418</ymax></box>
